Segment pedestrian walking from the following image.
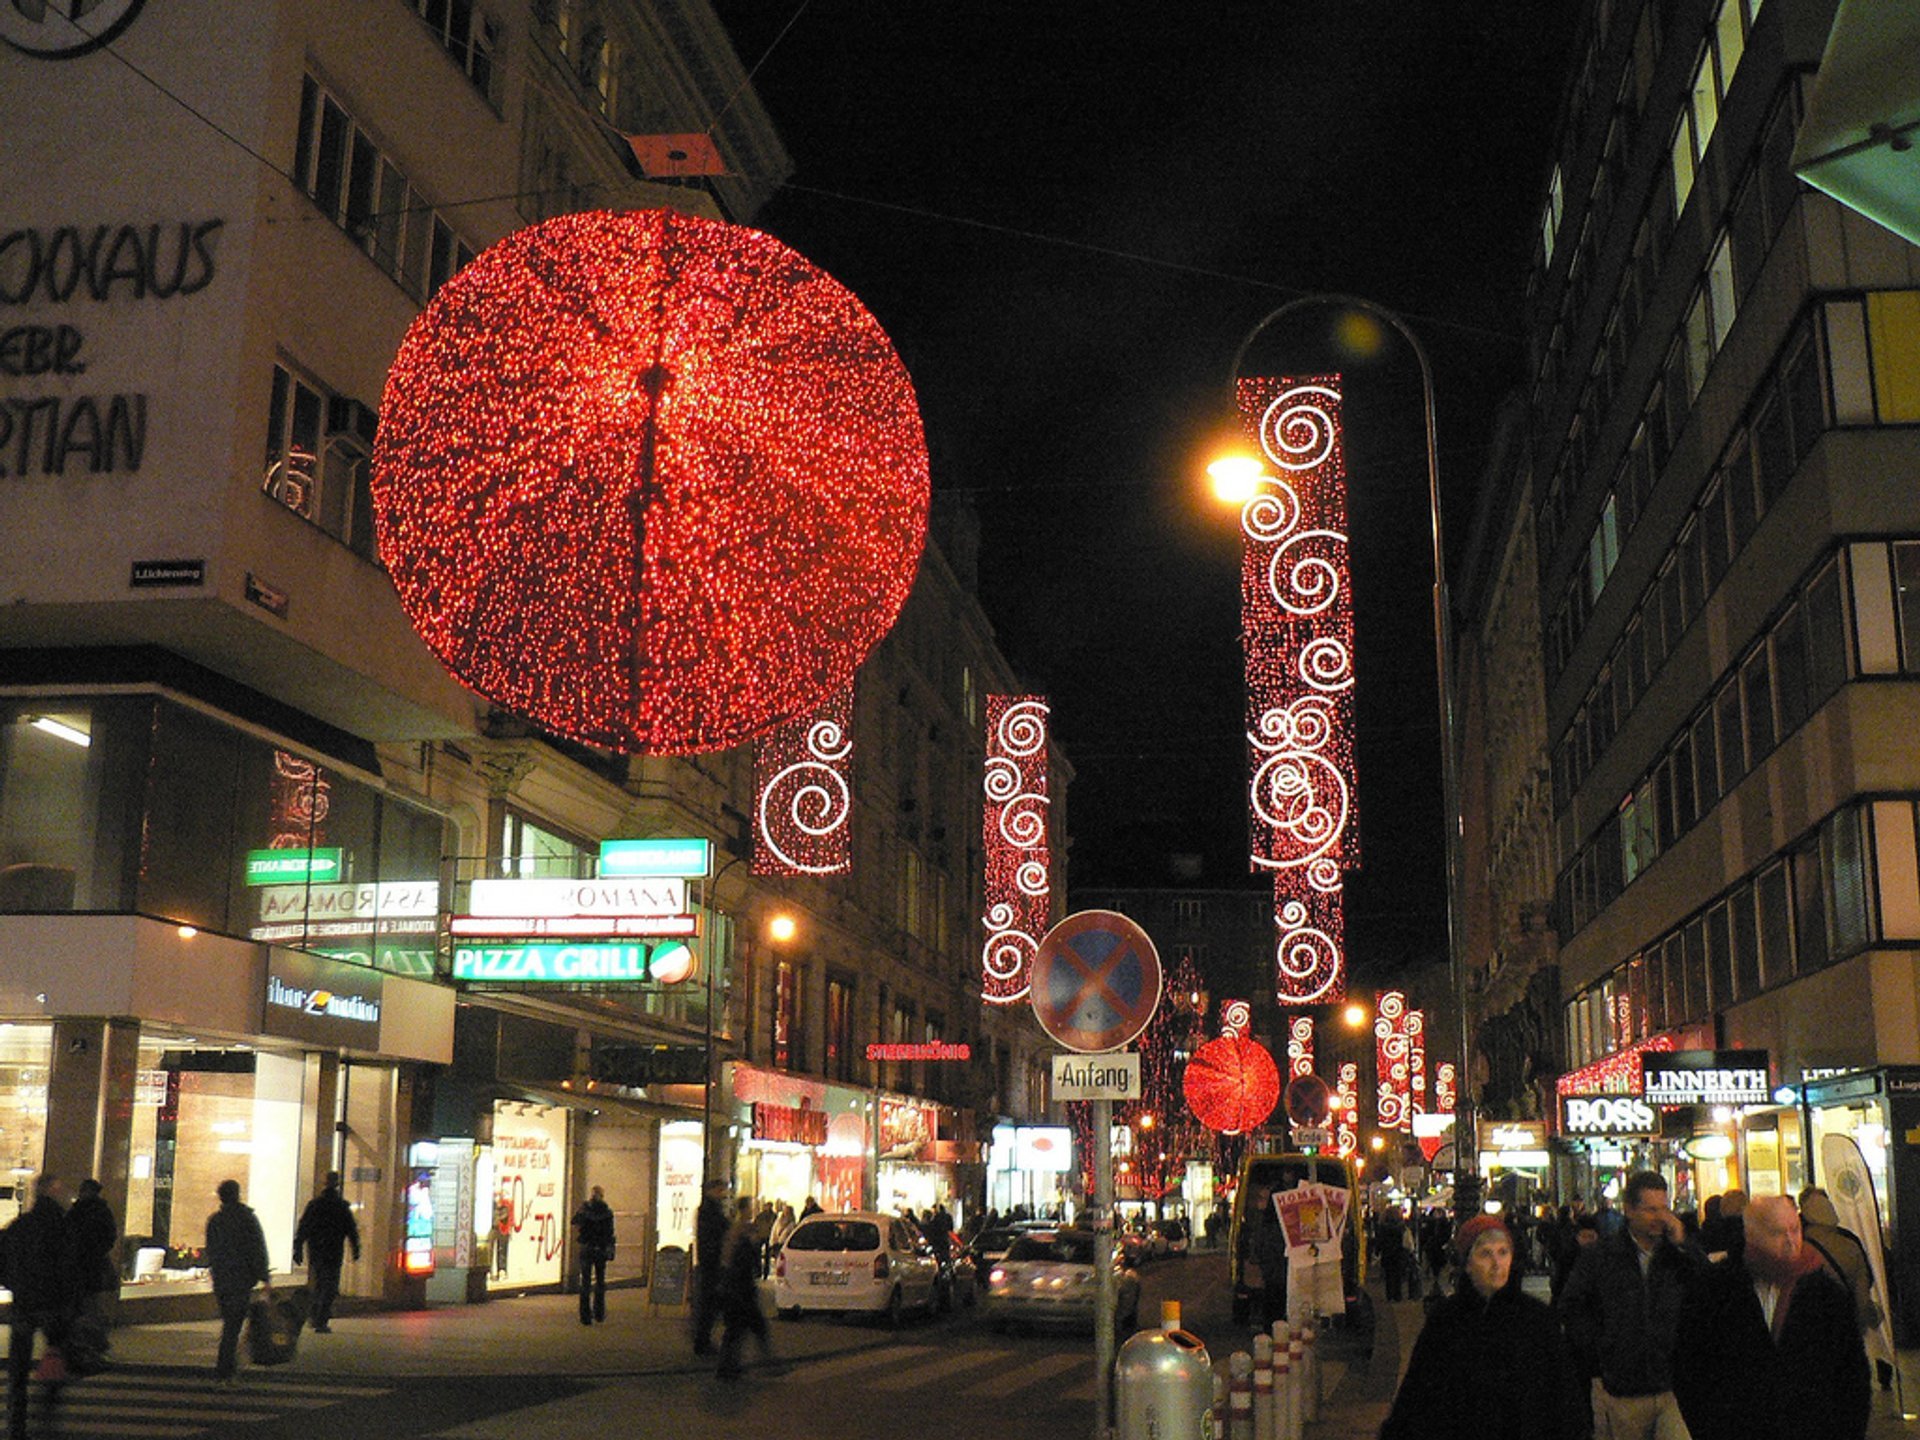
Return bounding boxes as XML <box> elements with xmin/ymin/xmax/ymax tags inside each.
<box><xmin>571</xmin><ymin>1185</ymin><xmax>615</xmax><ymax>1324</ymax></box>
<box><xmin>291</xmin><ymin>1171</ymin><xmax>360</xmax><ymax>1333</ymax></box>
<box><xmin>751</xmin><ymin>1201</ymin><xmax>776</xmax><ymax>1279</ymax></box>
<box><xmin>1799</xmin><ymin>1186</ymin><xmax>1891</xmax><ymax>1389</ymax></box>
<box><xmin>65</xmin><ymin>1179</ymin><xmax>118</xmax><ymax>1321</ymax></box>
<box><xmin>1698</xmin><ymin>1187</ymin><xmax>1747</xmax><ymax>1259</ymax></box>
<box><xmin>1237</xmin><ymin>1180</ymin><xmax>1288</xmax><ymax>1329</ymax></box>
<box><xmin>204</xmin><ymin>1179</ymin><xmax>272</xmax><ymax>1384</ymax></box>
<box><xmin>1556</xmin><ymin>1168</ymin><xmax>1701</xmax><ymax>1440</ymax></box>
<box><xmin>3</xmin><ymin>1175</ymin><xmax>79</xmax><ymax>1440</ymax></box>
<box><xmin>1674</xmin><ymin>1194</ymin><xmax>1869</xmax><ymax>1440</ymax></box>
<box><xmin>1376</xmin><ymin>1207</ymin><xmax>1410</xmax><ymax>1301</ymax></box>
<box><xmin>691</xmin><ymin>1177</ymin><xmax>730</xmax><ymax>1356</ymax></box>
<box><xmin>716</xmin><ymin>1199</ymin><xmax>776</xmax><ymax>1379</ymax></box>
<box><xmin>769</xmin><ymin>1201</ymin><xmax>796</xmax><ymax>1260</ymax></box>
<box><xmin>1380</xmin><ymin>1214</ymin><xmax>1587</xmax><ymax>1440</ymax></box>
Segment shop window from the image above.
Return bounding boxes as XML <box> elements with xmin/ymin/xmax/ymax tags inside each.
<box><xmin>825</xmin><ymin>977</ymin><xmax>853</xmax><ymax>1082</ymax></box>
<box><xmin>499</xmin><ymin>811</ymin><xmax>592</xmax><ymax>879</ymax></box>
<box><xmin>1866</xmin><ymin>291</ymin><xmax>1920</xmax><ymax>422</ymax></box>
<box><xmin>0</xmin><ymin>700</ymin><xmax>148</xmax><ymax>914</ymax></box>
<box><xmin>0</xmin><ymin>1026</ymin><xmax>52</xmax><ymax>1223</ymax></box>
<box><xmin>1824</xmin><ymin>300</ymin><xmax>1875</xmax><ymax>425</ymax></box>
<box><xmin>773</xmin><ymin>960</ymin><xmax>797</xmax><ymax>1071</ymax></box>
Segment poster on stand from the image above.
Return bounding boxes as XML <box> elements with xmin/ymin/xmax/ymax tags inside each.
<box><xmin>1275</xmin><ymin>1181</ymin><xmax>1349</xmax><ymax>1323</ymax></box>
<box><xmin>489</xmin><ymin>1102</ymin><xmax>567</xmax><ymax>1289</ymax></box>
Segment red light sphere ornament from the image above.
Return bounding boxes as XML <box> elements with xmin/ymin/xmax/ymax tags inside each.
<box><xmin>1183</xmin><ymin>1035</ymin><xmax>1281</xmax><ymax>1136</ymax></box>
<box><xmin>372</xmin><ymin>209</ymin><xmax>930</xmax><ymax>753</ymax></box>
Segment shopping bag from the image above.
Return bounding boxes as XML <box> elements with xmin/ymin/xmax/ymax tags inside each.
<box><xmin>246</xmin><ymin>1295</ymin><xmax>300</xmax><ymax>1366</ymax></box>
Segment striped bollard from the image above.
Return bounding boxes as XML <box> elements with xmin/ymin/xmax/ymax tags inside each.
<box><xmin>1274</xmin><ymin>1341</ymin><xmax>1296</xmax><ymax>1440</ymax></box>
<box><xmin>1212</xmin><ymin>1371</ymin><xmax>1228</xmax><ymax>1440</ymax></box>
<box><xmin>1286</xmin><ymin>1337</ymin><xmax>1306</xmax><ymax>1437</ymax></box>
<box><xmin>1227</xmin><ymin>1351</ymin><xmax>1254</xmax><ymax>1440</ymax></box>
<box><xmin>1300</xmin><ymin>1324</ymin><xmax>1320</xmax><ymax>1422</ymax></box>
<box><xmin>1252</xmin><ymin>1334</ymin><xmax>1274</xmax><ymax>1440</ymax></box>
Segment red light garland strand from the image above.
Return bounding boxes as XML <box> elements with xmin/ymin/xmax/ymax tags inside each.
<box><xmin>372</xmin><ymin>209</ymin><xmax>929</xmax><ymax>754</ymax></box>
<box><xmin>1235</xmin><ymin>375</ymin><xmax>1358</xmax><ymax>1006</ymax></box>
<box><xmin>1184</xmin><ymin>1035</ymin><xmax>1281</xmax><ymax>1136</ymax></box>
<box><xmin>1219</xmin><ymin>999</ymin><xmax>1251</xmax><ymax>1038</ymax></box>
<box><xmin>981</xmin><ymin>695</ymin><xmax>1050</xmax><ymax>1004</ymax></box>
<box><xmin>752</xmin><ymin>684</ymin><xmax>854</xmax><ymax>875</ymax></box>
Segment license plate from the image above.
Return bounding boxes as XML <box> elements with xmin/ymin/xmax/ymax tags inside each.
<box><xmin>809</xmin><ymin>1271</ymin><xmax>850</xmax><ymax>1286</ymax></box>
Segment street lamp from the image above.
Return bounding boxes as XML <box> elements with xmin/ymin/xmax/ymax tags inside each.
<box><xmin>1222</xmin><ymin>294</ymin><xmax>1478</xmax><ymax>1214</ymax></box>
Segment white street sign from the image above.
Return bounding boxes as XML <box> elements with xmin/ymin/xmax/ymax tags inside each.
<box><xmin>1051</xmin><ymin>1051</ymin><xmax>1140</xmax><ymax>1102</ymax></box>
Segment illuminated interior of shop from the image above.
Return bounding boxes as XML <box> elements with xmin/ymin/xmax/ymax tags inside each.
<box><xmin>0</xmin><ymin>1023</ymin><xmax>51</xmax><ymax>1228</ymax></box>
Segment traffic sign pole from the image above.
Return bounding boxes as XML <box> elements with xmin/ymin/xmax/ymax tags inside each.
<box><xmin>1093</xmin><ymin>1095</ymin><xmax>1113</xmax><ymax>1440</ymax></box>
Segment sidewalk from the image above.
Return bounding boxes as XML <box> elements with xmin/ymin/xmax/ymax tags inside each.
<box><xmin>105</xmin><ymin>1285</ymin><xmax>896</xmax><ymax>1379</ymax></box>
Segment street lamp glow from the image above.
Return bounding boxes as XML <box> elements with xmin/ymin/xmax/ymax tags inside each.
<box><xmin>1207</xmin><ymin>453</ymin><xmax>1266</xmax><ymax>504</ymax></box>
<box><xmin>767</xmin><ymin>913</ymin><xmax>798</xmax><ymax>943</ymax></box>
<box><xmin>1342</xmin><ymin>1003</ymin><xmax>1368</xmax><ymax>1029</ymax></box>
<box><xmin>1369</xmin><ymin>1134</ymin><xmax>1386</xmax><ymax>1152</ymax></box>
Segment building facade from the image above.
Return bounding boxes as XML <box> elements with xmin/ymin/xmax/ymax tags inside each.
<box><xmin>1468</xmin><ymin>0</ymin><xmax>1920</xmax><ymax>1325</ymax></box>
<box><xmin>1</xmin><ymin>0</ymin><xmax>1060</xmax><ymax>1311</ymax></box>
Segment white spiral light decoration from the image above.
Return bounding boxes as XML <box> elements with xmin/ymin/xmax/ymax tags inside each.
<box><xmin>754</xmin><ymin>714</ymin><xmax>853</xmax><ymax>874</ymax></box>
<box><xmin>982</xmin><ymin>695</ymin><xmax>1051</xmax><ymax>1004</ymax></box>
<box><xmin>1220</xmin><ymin>998</ymin><xmax>1252</xmax><ymax>1038</ymax></box>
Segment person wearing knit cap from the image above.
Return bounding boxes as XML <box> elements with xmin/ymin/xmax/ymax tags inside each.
<box><xmin>1379</xmin><ymin>1212</ymin><xmax>1587</xmax><ymax>1440</ymax></box>
<box><xmin>1672</xmin><ymin>1195</ymin><xmax>1868</xmax><ymax>1440</ymax></box>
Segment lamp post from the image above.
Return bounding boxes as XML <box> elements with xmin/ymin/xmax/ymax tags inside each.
<box><xmin>700</xmin><ymin>854</ymin><xmax>748</xmax><ymax>1193</ymax></box>
<box><xmin>1222</xmin><ymin>294</ymin><xmax>1479</xmax><ymax>1213</ymax></box>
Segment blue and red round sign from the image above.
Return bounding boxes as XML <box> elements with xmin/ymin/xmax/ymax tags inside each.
<box><xmin>1029</xmin><ymin>910</ymin><xmax>1163</xmax><ymax>1053</ymax></box>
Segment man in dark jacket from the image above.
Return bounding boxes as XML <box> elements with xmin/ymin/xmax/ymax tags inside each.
<box><xmin>4</xmin><ymin>1175</ymin><xmax>78</xmax><ymax>1440</ymax></box>
<box><xmin>1674</xmin><ymin>1194</ymin><xmax>1869</xmax><ymax>1440</ymax></box>
<box><xmin>65</xmin><ymin>1179</ymin><xmax>117</xmax><ymax>1318</ymax></box>
<box><xmin>291</xmin><ymin>1171</ymin><xmax>359</xmax><ymax>1333</ymax></box>
<box><xmin>205</xmin><ymin>1179</ymin><xmax>272</xmax><ymax>1382</ymax></box>
<box><xmin>691</xmin><ymin>1178</ymin><xmax>730</xmax><ymax>1356</ymax></box>
<box><xmin>571</xmin><ymin>1186</ymin><xmax>615</xmax><ymax>1325</ymax></box>
<box><xmin>1557</xmin><ymin>1169</ymin><xmax>1701</xmax><ymax>1440</ymax></box>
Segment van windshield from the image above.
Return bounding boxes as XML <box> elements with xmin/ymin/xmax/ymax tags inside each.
<box><xmin>1244</xmin><ymin>1157</ymin><xmax>1353</xmax><ymax>1196</ymax></box>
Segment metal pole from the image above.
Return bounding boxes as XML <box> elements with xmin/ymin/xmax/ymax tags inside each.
<box><xmin>700</xmin><ymin>855</ymin><xmax>748</xmax><ymax>1192</ymax></box>
<box><xmin>1093</xmin><ymin>1097</ymin><xmax>1114</xmax><ymax>1440</ymax></box>
<box><xmin>1230</xmin><ymin>295</ymin><xmax>1478</xmax><ymax>1203</ymax></box>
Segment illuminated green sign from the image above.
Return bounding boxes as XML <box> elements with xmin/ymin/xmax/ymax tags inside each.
<box><xmin>245</xmin><ymin>848</ymin><xmax>344</xmax><ymax>886</ymax></box>
<box><xmin>598</xmin><ymin>837</ymin><xmax>711</xmax><ymax>878</ymax></box>
<box><xmin>451</xmin><ymin>941</ymin><xmax>695</xmax><ymax>985</ymax></box>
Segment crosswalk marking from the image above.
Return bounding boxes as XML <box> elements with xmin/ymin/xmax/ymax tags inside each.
<box><xmin>960</xmin><ymin>1350</ymin><xmax>1085</xmax><ymax>1397</ymax></box>
<box><xmin>40</xmin><ymin>1421</ymin><xmax>207</xmax><ymax>1437</ymax></box>
<box><xmin>88</xmin><ymin>1372</ymin><xmax>391</xmax><ymax>1399</ymax></box>
<box><xmin>797</xmin><ymin>1343</ymin><xmax>940</xmax><ymax>1380</ymax></box>
<box><xmin>65</xmin><ymin>1387</ymin><xmax>344</xmax><ymax>1409</ymax></box>
<box><xmin>866</xmin><ymin>1348</ymin><xmax>1002</xmax><ymax>1389</ymax></box>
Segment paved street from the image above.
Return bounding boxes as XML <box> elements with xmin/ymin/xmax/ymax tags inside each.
<box><xmin>21</xmin><ymin>1255</ymin><xmax>1918</xmax><ymax>1438</ymax></box>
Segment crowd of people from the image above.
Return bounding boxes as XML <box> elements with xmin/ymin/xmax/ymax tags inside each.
<box><xmin>1378</xmin><ymin>1170</ymin><xmax>1881</xmax><ymax>1440</ymax></box>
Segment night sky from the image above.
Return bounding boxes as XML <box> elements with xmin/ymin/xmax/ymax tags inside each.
<box><xmin>708</xmin><ymin>2</ymin><xmax>1580</xmax><ymax>986</ymax></box>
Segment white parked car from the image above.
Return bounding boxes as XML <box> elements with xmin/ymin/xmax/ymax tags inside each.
<box><xmin>773</xmin><ymin>1212</ymin><xmax>940</xmax><ymax>1324</ymax></box>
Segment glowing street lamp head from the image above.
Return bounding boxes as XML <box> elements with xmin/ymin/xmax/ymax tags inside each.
<box><xmin>767</xmin><ymin>913</ymin><xmax>798</xmax><ymax>944</ymax></box>
<box><xmin>1343</xmin><ymin>1003</ymin><xmax>1369</xmax><ymax>1029</ymax></box>
<box><xmin>1207</xmin><ymin>453</ymin><xmax>1267</xmax><ymax>504</ymax></box>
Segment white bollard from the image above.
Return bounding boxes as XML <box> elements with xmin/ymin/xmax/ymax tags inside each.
<box><xmin>1287</xmin><ymin>1338</ymin><xmax>1305</xmax><ymax>1437</ymax></box>
<box><xmin>1252</xmin><ymin>1334</ymin><xmax>1274</xmax><ymax>1440</ymax></box>
<box><xmin>1212</xmin><ymin>1371</ymin><xmax>1228</xmax><ymax>1440</ymax></box>
<box><xmin>1227</xmin><ymin>1351</ymin><xmax>1254</xmax><ymax>1440</ymax></box>
<box><xmin>1276</xmin><ymin>1342</ymin><xmax>1298</xmax><ymax>1440</ymax></box>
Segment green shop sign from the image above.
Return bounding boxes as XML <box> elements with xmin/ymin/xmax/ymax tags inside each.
<box><xmin>245</xmin><ymin>848</ymin><xmax>344</xmax><ymax>885</ymax></box>
<box><xmin>451</xmin><ymin>940</ymin><xmax>695</xmax><ymax>984</ymax></box>
<box><xmin>598</xmin><ymin>837</ymin><xmax>711</xmax><ymax>878</ymax></box>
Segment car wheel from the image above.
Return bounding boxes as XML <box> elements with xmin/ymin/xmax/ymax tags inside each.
<box><xmin>884</xmin><ymin>1286</ymin><xmax>904</xmax><ymax>1328</ymax></box>
<box><xmin>778</xmin><ymin>1306</ymin><xmax>802</xmax><ymax>1322</ymax></box>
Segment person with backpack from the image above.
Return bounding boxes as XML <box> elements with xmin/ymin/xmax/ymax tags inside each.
<box><xmin>292</xmin><ymin>1171</ymin><xmax>360</xmax><ymax>1333</ymax></box>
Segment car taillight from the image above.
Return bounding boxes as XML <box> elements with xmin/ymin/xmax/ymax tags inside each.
<box><xmin>873</xmin><ymin>1253</ymin><xmax>889</xmax><ymax>1280</ymax></box>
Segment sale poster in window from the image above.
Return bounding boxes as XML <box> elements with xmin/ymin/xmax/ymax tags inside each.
<box><xmin>488</xmin><ymin>1102</ymin><xmax>567</xmax><ymax>1289</ymax></box>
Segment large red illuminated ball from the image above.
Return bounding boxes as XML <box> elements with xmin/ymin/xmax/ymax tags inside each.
<box><xmin>1184</xmin><ymin>1036</ymin><xmax>1281</xmax><ymax>1135</ymax></box>
<box><xmin>372</xmin><ymin>209</ymin><xmax>929</xmax><ymax>753</ymax></box>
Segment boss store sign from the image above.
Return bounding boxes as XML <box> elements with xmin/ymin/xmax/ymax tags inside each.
<box><xmin>1559</xmin><ymin>1094</ymin><xmax>1659</xmax><ymax>1139</ymax></box>
<box><xmin>1640</xmin><ymin>1049</ymin><xmax>1771</xmax><ymax>1107</ymax></box>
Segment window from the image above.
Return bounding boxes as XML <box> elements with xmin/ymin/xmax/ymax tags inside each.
<box><xmin>409</xmin><ymin>0</ymin><xmax>499</xmax><ymax>99</ymax></box>
<box><xmin>1692</xmin><ymin>710</ymin><xmax>1720</xmax><ymax>810</ymax></box>
<box><xmin>1729</xmin><ymin>883</ymin><xmax>1759</xmax><ymax>999</ymax></box>
<box><xmin>774</xmin><ymin>960</ymin><xmax>798</xmax><ymax>1071</ymax></box>
<box><xmin>1173</xmin><ymin>899</ymin><xmax>1205</xmax><ymax>926</ymax></box>
<box><xmin>1828</xmin><ymin>808</ymin><xmax>1872</xmax><ymax>957</ymax></box>
<box><xmin>1825</xmin><ymin>300</ymin><xmax>1875</xmax><ymax>424</ymax></box>
<box><xmin>1683</xmin><ymin>918</ymin><xmax>1709</xmax><ymax>1018</ymax></box>
<box><xmin>1688</xmin><ymin>45</ymin><xmax>1720</xmax><ymax>164</ymax></box>
<box><xmin>1793</xmin><ymin>835</ymin><xmax>1827</xmax><ymax>973</ymax></box>
<box><xmin>1756</xmin><ymin>862</ymin><xmax>1793</xmax><ymax>988</ymax></box>
<box><xmin>293</xmin><ymin>73</ymin><xmax>470</xmax><ymax>300</ymax></box>
<box><xmin>1716</xmin><ymin>680</ymin><xmax>1747</xmax><ymax>789</ymax></box>
<box><xmin>1774</xmin><ymin>601</ymin><xmax>1810</xmax><ymax>735</ymax></box>
<box><xmin>1742</xmin><ymin>646</ymin><xmax>1775</xmax><ymax>756</ymax></box>
<box><xmin>1867</xmin><ymin>291</ymin><xmax>1920</xmax><ymax>422</ymax></box>
<box><xmin>825</xmin><ymin>977</ymin><xmax>853</xmax><ymax>1081</ymax></box>
<box><xmin>263</xmin><ymin>363</ymin><xmax>378</xmax><ymax>557</ymax></box>
<box><xmin>1806</xmin><ymin>557</ymin><xmax>1848</xmax><ymax>701</ymax></box>
<box><xmin>1671</xmin><ymin>114</ymin><xmax>1696</xmax><ymax>216</ymax></box>
<box><xmin>1707</xmin><ymin>899</ymin><xmax>1734</xmax><ymax>1007</ymax></box>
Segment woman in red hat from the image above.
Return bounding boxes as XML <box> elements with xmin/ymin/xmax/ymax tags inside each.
<box><xmin>1379</xmin><ymin>1213</ymin><xmax>1587</xmax><ymax>1439</ymax></box>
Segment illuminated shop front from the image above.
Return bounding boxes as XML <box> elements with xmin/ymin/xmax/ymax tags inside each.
<box><xmin>728</xmin><ymin>1064</ymin><xmax>868</xmax><ymax>1213</ymax></box>
<box><xmin>987</xmin><ymin>1123</ymin><xmax>1075</xmax><ymax>1216</ymax></box>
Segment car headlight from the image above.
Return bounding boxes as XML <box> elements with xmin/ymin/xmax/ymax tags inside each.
<box><xmin>988</xmin><ymin>1267</ymin><xmax>1005</xmax><ymax>1285</ymax></box>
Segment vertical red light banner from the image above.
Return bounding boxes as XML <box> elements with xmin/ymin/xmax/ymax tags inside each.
<box><xmin>1220</xmin><ymin>999</ymin><xmax>1251</xmax><ymax>1038</ymax></box>
<box><xmin>1435</xmin><ymin>1061</ymin><xmax>1457</xmax><ymax>1116</ymax></box>
<box><xmin>981</xmin><ymin>695</ymin><xmax>1050</xmax><ymax>1004</ymax></box>
<box><xmin>1408</xmin><ymin>1009</ymin><xmax>1428</xmax><ymax>1119</ymax></box>
<box><xmin>1234</xmin><ymin>376</ymin><xmax>1357</xmax><ymax>1007</ymax></box>
<box><xmin>269</xmin><ymin>750</ymin><xmax>330</xmax><ymax>851</ymax></box>
<box><xmin>752</xmin><ymin>684</ymin><xmax>854</xmax><ymax>875</ymax></box>
<box><xmin>1287</xmin><ymin>1016</ymin><xmax>1314</xmax><ymax>1080</ymax></box>
<box><xmin>1374</xmin><ymin>989</ymin><xmax>1415</xmax><ymax>1133</ymax></box>
<box><xmin>1335</xmin><ymin>1062</ymin><xmax>1360</xmax><ymax>1158</ymax></box>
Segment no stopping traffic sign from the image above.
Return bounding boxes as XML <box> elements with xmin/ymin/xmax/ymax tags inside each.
<box><xmin>1028</xmin><ymin>910</ymin><xmax>1162</xmax><ymax>1053</ymax></box>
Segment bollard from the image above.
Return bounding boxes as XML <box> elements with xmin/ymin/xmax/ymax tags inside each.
<box><xmin>1300</xmin><ymin>1324</ymin><xmax>1320</xmax><ymax>1422</ymax></box>
<box><xmin>1115</xmin><ymin>1302</ymin><xmax>1213</xmax><ymax>1440</ymax></box>
<box><xmin>1213</xmin><ymin>1372</ymin><xmax>1228</xmax><ymax>1440</ymax></box>
<box><xmin>1252</xmin><ymin>1334</ymin><xmax>1273</xmax><ymax>1440</ymax></box>
<box><xmin>1286</xmin><ymin>1338</ymin><xmax>1305</xmax><ymax>1438</ymax></box>
<box><xmin>1272</xmin><ymin>1342</ymin><xmax>1295</xmax><ymax>1440</ymax></box>
<box><xmin>1227</xmin><ymin>1352</ymin><xmax>1254</xmax><ymax>1440</ymax></box>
